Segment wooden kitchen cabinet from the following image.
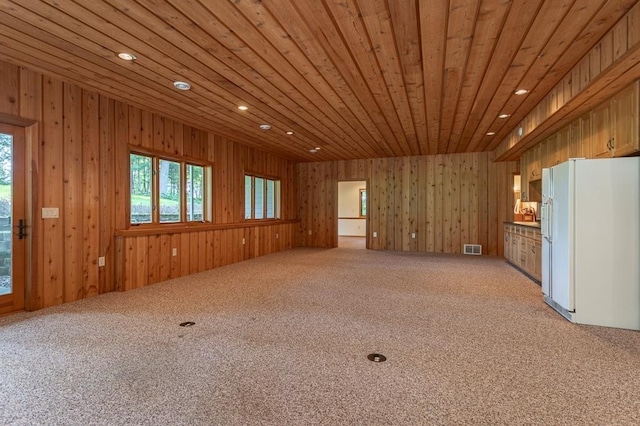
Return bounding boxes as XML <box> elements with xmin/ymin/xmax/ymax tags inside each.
<box><xmin>612</xmin><ymin>80</ymin><xmax>639</xmax><ymax>157</ymax></box>
<box><xmin>590</xmin><ymin>81</ymin><xmax>640</xmax><ymax>158</ymax></box>
<box><xmin>503</xmin><ymin>223</ymin><xmax>542</xmax><ymax>282</ymax></box>
<box><xmin>591</xmin><ymin>99</ymin><xmax>613</xmax><ymax>158</ymax></box>
<box><xmin>580</xmin><ymin>113</ymin><xmax>592</xmax><ymax>158</ymax></box>
<box><xmin>520</xmin><ymin>152</ymin><xmax>529</xmax><ymax>201</ymax></box>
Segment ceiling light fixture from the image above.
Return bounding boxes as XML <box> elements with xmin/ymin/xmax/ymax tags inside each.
<box><xmin>514</xmin><ymin>89</ymin><xmax>529</xmax><ymax>95</ymax></box>
<box><xmin>309</xmin><ymin>149</ymin><xmax>318</xmax><ymax>153</ymax></box>
<box><xmin>237</xmin><ymin>105</ymin><xmax>248</xmax><ymax>111</ymax></box>
<box><xmin>498</xmin><ymin>113</ymin><xmax>510</xmax><ymax>119</ymax></box>
<box><xmin>173</xmin><ymin>81</ymin><xmax>191</xmax><ymax>91</ymax></box>
<box><xmin>486</xmin><ymin>132</ymin><xmax>495</xmax><ymax>136</ymax></box>
<box><xmin>117</xmin><ymin>52</ymin><xmax>137</xmax><ymax>61</ymax></box>
<box><xmin>259</xmin><ymin>124</ymin><xmax>271</xmax><ymax>130</ymax></box>
<box><xmin>286</xmin><ymin>131</ymin><xmax>294</xmax><ymax>135</ymax></box>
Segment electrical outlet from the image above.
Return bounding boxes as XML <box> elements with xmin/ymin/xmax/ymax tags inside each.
<box><xmin>308</xmin><ymin>230</ymin><xmax>312</xmax><ymax>235</ymax></box>
<box><xmin>412</xmin><ymin>233</ymin><xmax>416</xmax><ymax>239</ymax></box>
<box><xmin>172</xmin><ymin>248</ymin><xmax>177</xmax><ymax>256</ymax></box>
<box><xmin>276</xmin><ymin>233</ymin><xmax>279</xmax><ymax>239</ymax></box>
<box><xmin>373</xmin><ymin>231</ymin><xmax>377</xmax><ymax>238</ymax></box>
<box><xmin>242</xmin><ymin>238</ymin><xmax>246</xmax><ymax>245</ymax></box>
<box><xmin>98</xmin><ymin>257</ymin><xmax>105</xmax><ymax>267</ymax></box>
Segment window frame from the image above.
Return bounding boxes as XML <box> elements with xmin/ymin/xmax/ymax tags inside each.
<box><xmin>359</xmin><ymin>188</ymin><xmax>367</xmax><ymax>218</ymax></box>
<box><xmin>244</xmin><ymin>172</ymin><xmax>281</xmax><ymax>221</ymax></box>
<box><xmin>129</xmin><ymin>147</ymin><xmax>212</xmax><ymax>227</ymax></box>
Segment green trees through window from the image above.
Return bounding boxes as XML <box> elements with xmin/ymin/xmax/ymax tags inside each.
<box><xmin>130</xmin><ymin>151</ymin><xmax>210</xmax><ymax>225</ymax></box>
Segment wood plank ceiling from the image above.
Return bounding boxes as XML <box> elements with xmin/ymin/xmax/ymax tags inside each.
<box><xmin>0</xmin><ymin>0</ymin><xmax>637</xmax><ymax>161</ymax></box>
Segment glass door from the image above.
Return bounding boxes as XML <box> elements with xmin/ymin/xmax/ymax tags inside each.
<box><xmin>0</xmin><ymin>124</ymin><xmax>25</xmax><ymax>314</ymax></box>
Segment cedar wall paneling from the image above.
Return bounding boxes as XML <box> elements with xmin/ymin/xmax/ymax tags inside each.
<box><xmin>0</xmin><ymin>60</ymin><xmax>297</xmax><ymax>311</ymax></box>
<box><xmin>297</xmin><ymin>153</ymin><xmax>518</xmax><ymax>256</ymax></box>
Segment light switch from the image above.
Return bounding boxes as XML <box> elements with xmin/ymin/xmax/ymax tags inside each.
<box><xmin>98</xmin><ymin>257</ymin><xmax>105</xmax><ymax>267</ymax></box>
<box><xmin>242</xmin><ymin>238</ymin><xmax>246</xmax><ymax>245</ymax></box>
<box><xmin>42</xmin><ymin>207</ymin><xmax>59</xmax><ymax>219</ymax></box>
<box><xmin>373</xmin><ymin>231</ymin><xmax>377</xmax><ymax>238</ymax></box>
<box><xmin>172</xmin><ymin>248</ymin><xmax>177</xmax><ymax>256</ymax></box>
<box><xmin>412</xmin><ymin>233</ymin><xmax>416</xmax><ymax>239</ymax></box>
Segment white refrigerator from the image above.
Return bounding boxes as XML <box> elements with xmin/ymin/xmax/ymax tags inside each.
<box><xmin>541</xmin><ymin>158</ymin><xmax>640</xmax><ymax>330</ymax></box>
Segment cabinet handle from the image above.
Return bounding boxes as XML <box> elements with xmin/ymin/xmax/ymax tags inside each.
<box><xmin>531</xmin><ymin>245</ymin><xmax>536</xmax><ymax>253</ymax></box>
<box><xmin>610</xmin><ymin>137</ymin><xmax>615</xmax><ymax>149</ymax></box>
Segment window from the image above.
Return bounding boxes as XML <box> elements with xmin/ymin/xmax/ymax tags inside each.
<box><xmin>245</xmin><ymin>174</ymin><xmax>280</xmax><ymax>220</ymax></box>
<box><xmin>359</xmin><ymin>189</ymin><xmax>366</xmax><ymax>217</ymax></box>
<box><xmin>130</xmin><ymin>151</ymin><xmax>211</xmax><ymax>225</ymax></box>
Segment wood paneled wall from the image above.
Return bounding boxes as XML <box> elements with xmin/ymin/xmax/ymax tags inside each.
<box><xmin>297</xmin><ymin>153</ymin><xmax>518</xmax><ymax>256</ymax></box>
<box><xmin>0</xmin><ymin>60</ymin><xmax>297</xmax><ymax>311</ymax></box>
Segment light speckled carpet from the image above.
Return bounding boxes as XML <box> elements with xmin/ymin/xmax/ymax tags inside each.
<box><xmin>1</xmin><ymin>248</ymin><xmax>639</xmax><ymax>425</ymax></box>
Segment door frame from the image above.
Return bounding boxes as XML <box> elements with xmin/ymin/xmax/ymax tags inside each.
<box><xmin>0</xmin><ymin>116</ymin><xmax>38</xmax><ymax>314</ymax></box>
<box><xmin>336</xmin><ymin>179</ymin><xmax>369</xmax><ymax>249</ymax></box>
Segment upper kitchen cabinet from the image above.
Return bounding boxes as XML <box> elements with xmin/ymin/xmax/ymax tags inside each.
<box><xmin>591</xmin><ymin>98</ymin><xmax>614</xmax><ymax>158</ymax></box>
<box><xmin>591</xmin><ymin>81</ymin><xmax>639</xmax><ymax>158</ymax></box>
<box><xmin>612</xmin><ymin>80</ymin><xmax>639</xmax><ymax>157</ymax></box>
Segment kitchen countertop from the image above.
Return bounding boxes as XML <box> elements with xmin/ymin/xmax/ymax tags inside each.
<box><xmin>504</xmin><ymin>221</ymin><xmax>541</xmax><ymax>229</ymax></box>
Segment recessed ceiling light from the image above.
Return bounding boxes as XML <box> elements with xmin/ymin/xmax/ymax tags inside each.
<box><xmin>514</xmin><ymin>89</ymin><xmax>528</xmax><ymax>95</ymax></box>
<box><xmin>259</xmin><ymin>124</ymin><xmax>271</xmax><ymax>130</ymax></box>
<box><xmin>237</xmin><ymin>105</ymin><xmax>248</xmax><ymax>111</ymax></box>
<box><xmin>498</xmin><ymin>113</ymin><xmax>510</xmax><ymax>119</ymax></box>
<box><xmin>285</xmin><ymin>131</ymin><xmax>294</xmax><ymax>135</ymax></box>
<box><xmin>173</xmin><ymin>81</ymin><xmax>191</xmax><ymax>91</ymax></box>
<box><xmin>486</xmin><ymin>132</ymin><xmax>495</xmax><ymax>136</ymax></box>
<box><xmin>315</xmin><ymin>147</ymin><xmax>321</xmax><ymax>150</ymax></box>
<box><xmin>117</xmin><ymin>52</ymin><xmax>136</xmax><ymax>61</ymax></box>
<box><xmin>309</xmin><ymin>149</ymin><xmax>318</xmax><ymax>153</ymax></box>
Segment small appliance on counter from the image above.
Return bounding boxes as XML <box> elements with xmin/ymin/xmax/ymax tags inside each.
<box><xmin>513</xmin><ymin>200</ymin><xmax>538</xmax><ymax>222</ymax></box>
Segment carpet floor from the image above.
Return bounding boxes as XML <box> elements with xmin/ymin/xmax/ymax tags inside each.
<box><xmin>1</xmin><ymin>248</ymin><xmax>639</xmax><ymax>425</ymax></box>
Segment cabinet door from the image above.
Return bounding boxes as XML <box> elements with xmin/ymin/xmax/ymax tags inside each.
<box><xmin>525</xmin><ymin>238</ymin><xmax>535</xmax><ymax>275</ymax></box>
<box><xmin>520</xmin><ymin>153</ymin><xmax>529</xmax><ymax>201</ymax></box>
<box><xmin>555</xmin><ymin>126</ymin><xmax>570</xmax><ymax>165</ymax></box>
<box><xmin>533</xmin><ymin>238</ymin><xmax>542</xmax><ymax>280</ymax></box>
<box><xmin>531</xmin><ymin>144</ymin><xmax>542</xmax><ymax>180</ymax></box>
<box><xmin>612</xmin><ymin>81</ymin><xmax>639</xmax><ymax>157</ymax></box>
<box><xmin>568</xmin><ymin>120</ymin><xmax>582</xmax><ymax>158</ymax></box>
<box><xmin>591</xmin><ymin>100</ymin><xmax>614</xmax><ymax>158</ymax></box>
<box><xmin>512</xmin><ymin>234</ymin><xmax>520</xmax><ymax>264</ymax></box>
<box><xmin>504</xmin><ymin>230</ymin><xmax>510</xmax><ymax>260</ymax></box>
<box><xmin>580</xmin><ymin>113</ymin><xmax>592</xmax><ymax>158</ymax></box>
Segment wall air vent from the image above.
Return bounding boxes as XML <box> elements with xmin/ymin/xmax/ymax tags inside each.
<box><xmin>463</xmin><ymin>244</ymin><xmax>482</xmax><ymax>255</ymax></box>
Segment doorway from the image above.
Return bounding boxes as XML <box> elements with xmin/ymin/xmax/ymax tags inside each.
<box><xmin>337</xmin><ymin>180</ymin><xmax>367</xmax><ymax>249</ymax></box>
<box><xmin>0</xmin><ymin>124</ymin><xmax>26</xmax><ymax>314</ymax></box>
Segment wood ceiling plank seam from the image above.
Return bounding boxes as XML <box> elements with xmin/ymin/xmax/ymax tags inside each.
<box><xmin>0</xmin><ymin>24</ymin><xmax>324</xmax><ymax>163</ymax></box>
<box><xmin>419</xmin><ymin>0</ymin><xmax>449</xmax><ymax>155</ymax></box>
<box><xmin>486</xmin><ymin>0</ymin><xmax>636</xmax><ymax>152</ymax></box>
<box><xmin>158</xmin><ymin>0</ymin><xmax>369</xmax><ymax>160</ymax></box>
<box><xmin>496</xmin><ymin>45</ymin><xmax>640</xmax><ymax>161</ymax></box>
<box><xmin>265</xmin><ymin>1</ymin><xmax>400</xmax><ymax>159</ymax></box>
<box><xmin>99</xmin><ymin>0</ymin><xmax>358</xmax><ymax>159</ymax></box>
<box><xmin>387</xmin><ymin>0</ymin><xmax>429</xmax><ymax>156</ymax></box>
<box><xmin>469</xmin><ymin>0</ymin><xmax>605</xmax><ymax>152</ymax></box>
<box><xmin>5</xmin><ymin>0</ymin><xmax>322</xmax><ymax>158</ymax></box>
<box><xmin>194</xmin><ymin>0</ymin><xmax>381</xmax><ymax>160</ymax></box>
<box><xmin>446</xmin><ymin>0</ymin><xmax>510</xmax><ymax>154</ymax></box>
<box><xmin>317</xmin><ymin>0</ymin><xmax>410</xmax><ymax>157</ymax></box>
<box><xmin>357</xmin><ymin>0</ymin><xmax>422</xmax><ymax>156</ymax></box>
<box><xmin>181</xmin><ymin>0</ymin><xmax>376</xmax><ymax>159</ymax></box>
<box><xmin>0</xmin><ymin>47</ymin><xmax>298</xmax><ymax>159</ymax></box>
<box><xmin>455</xmin><ymin>0</ymin><xmax>544</xmax><ymax>151</ymax></box>
<box><xmin>439</xmin><ymin>0</ymin><xmax>481</xmax><ymax>154</ymax></box>
<box><xmin>288</xmin><ymin>0</ymin><xmax>403</xmax><ymax>158</ymax></box>
<box><xmin>462</xmin><ymin>0</ymin><xmax>576</xmax><ymax>152</ymax></box>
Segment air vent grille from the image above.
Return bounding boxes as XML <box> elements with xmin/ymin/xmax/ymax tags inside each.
<box><xmin>463</xmin><ymin>244</ymin><xmax>482</xmax><ymax>255</ymax></box>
